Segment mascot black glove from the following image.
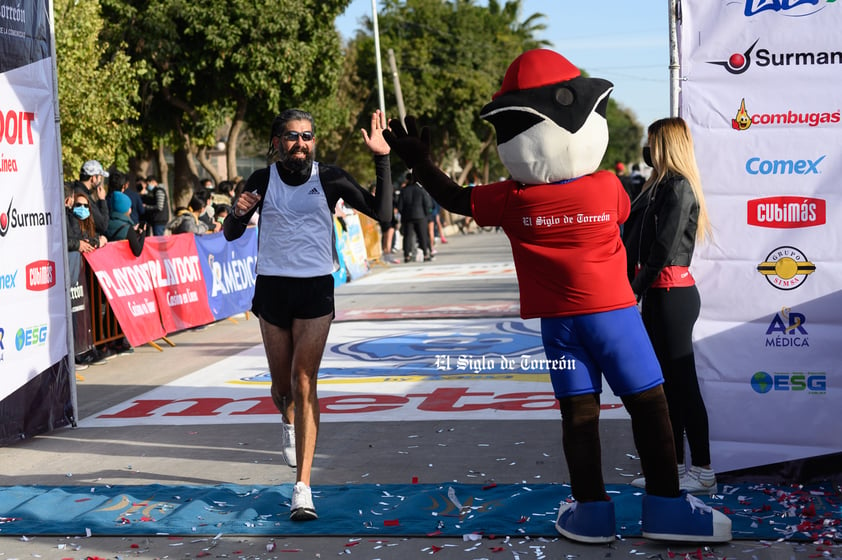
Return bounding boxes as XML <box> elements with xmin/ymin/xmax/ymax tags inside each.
<box><xmin>383</xmin><ymin>116</ymin><xmax>433</xmax><ymax>170</ymax></box>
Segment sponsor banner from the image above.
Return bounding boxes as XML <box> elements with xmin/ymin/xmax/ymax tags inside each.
<box><xmin>83</xmin><ymin>235</ymin><xmax>216</xmax><ymax>346</ymax></box>
<box><xmin>0</xmin><ymin>62</ymin><xmax>68</xmax><ymax>402</ymax></box>
<box><xmin>680</xmin><ymin>1</ymin><xmax>842</xmax><ymax>471</ymax></box>
<box><xmin>194</xmin><ymin>228</ymin><xmax>256</xmax><ymax>320</ymax></box>
<box><xmin>339</xmin><ymin>211</ymin><xmax>370</xmax><ymax>281</ymax></box>
<box><xmin>79</xmin><ymin>318</ymin><xmax>627</xmax><ymax>427</ymax></box>
<box><xmin>82</xmin><ymin>240</ymin><xmax>167</xmax><ymax>347</ymax></box>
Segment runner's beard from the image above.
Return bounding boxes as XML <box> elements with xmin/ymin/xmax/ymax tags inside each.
<box><xmin>280</xmin><ymin>145</ymin><xmax>315</xmax><ymax>173</ymax></box>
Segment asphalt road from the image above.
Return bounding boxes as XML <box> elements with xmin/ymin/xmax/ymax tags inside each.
<box><xmin>1</xmin><ymin>229</ymin><xmax>836</xmax><ymax>559</ymax></box>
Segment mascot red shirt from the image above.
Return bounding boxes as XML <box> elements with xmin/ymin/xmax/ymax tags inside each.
<box><xmin>471</xmin><ymin>175</ymin><xmax>633</xmax><ymax>318</ymax></box>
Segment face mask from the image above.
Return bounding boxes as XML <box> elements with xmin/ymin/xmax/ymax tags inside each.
<box><xmin>642</xmin><ymin>146</ymin><xmax>653</xmax><ymax>168</ymax></box>
<box><xmin>73</xmin><ymin>206</ymin><xmax>91</xmax><ymax>220</ymax></box>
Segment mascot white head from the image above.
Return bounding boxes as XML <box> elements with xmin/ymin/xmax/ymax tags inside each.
<box><xmin>480</xmin><ymin>49</ymin><xmax>613</xmax><ymax>185</ymax></box>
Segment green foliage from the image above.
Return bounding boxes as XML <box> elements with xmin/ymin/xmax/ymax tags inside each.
<box><xmin>99</xmin><ymin>0</ymin><xmax>351</xmax><ymax>180</ymax></box>
<box><xmin>602</xmin><ymin>101</ymin><xmax>644</xmax><ymax>170</ymax></box>
<box><xmin>54</xmin><ymin>0</ymin><xmax>143</xmax><ymax>179</ymax></box>
<box><xmin>338</xmin><ymin>0</ymin><xmax>549</xmax><ymax>182</ymax></box>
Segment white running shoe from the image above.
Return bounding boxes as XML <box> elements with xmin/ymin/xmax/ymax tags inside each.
<box><xmin>679</xmin><ymin>466</ymin><xmax>717</xmax><ymax>494</ymax></box>
<box><xmin>281</xmin><ymin>421</ymin><xmax>296</xmax><ymax>468</ymax></box>
<box><xmin>290</xmin><ymin>481</ymin><xmax>318</xmax><ymax>521</ymax></box>
<box><xmin>631</xmin><ymin>464</ymin><xmax>684</xmax><ymax>489</ymax></box>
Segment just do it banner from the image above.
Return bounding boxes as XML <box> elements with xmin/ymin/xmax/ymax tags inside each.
<box><xmin>678</xmin><ymin>1</ymin><xmax>842</xmax><ymax>472</ymax></box>
<box><xmin>83</xmin><ymin>234</ymin><xmax>215</xmax><ymax>346</ymax></box>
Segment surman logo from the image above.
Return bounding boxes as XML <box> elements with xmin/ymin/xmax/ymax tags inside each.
<box><xmin>710</xmin><ymin>40</ymin><xmax>759</xmax><ymax>74</ymax></box>
<box><xmin>756</xmin><ymin>246</ymin><xmax>815</xmax><ymax>290</ymax></box>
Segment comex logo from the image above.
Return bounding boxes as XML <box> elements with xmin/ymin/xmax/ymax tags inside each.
<box><xmin>756</xmin><ymin>246</ymin><xmax>815</xmax><ymax>290</ymax></box>
<box><xmin>744</xmin><ymin>0</ymin><xmax>838</xmax><ymax>17</ymax></box>
<box><xmin>765</xmin><ymin>307</ymin><xmax>808</xmax><ymax>348</ymax></box>
<box><xmin>750</xmin><ymin>371</ymin><xmax>826</xmax><ymax>394</ymax></box>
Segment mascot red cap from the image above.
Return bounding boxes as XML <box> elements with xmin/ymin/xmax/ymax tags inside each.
<box><xmin>493</xmin><ymin>49</ymin><xmax>581</xmax><ymax>99</ymax></box>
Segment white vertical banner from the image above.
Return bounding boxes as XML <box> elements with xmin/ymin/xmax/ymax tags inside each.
<box><xmin>678</xmin><ymin>0</ymin><xmax>842</xmax><ymax>471</ymax></box>
<box><xmin>0</xmin><ymin>0</ymin><xmax>73</xmax><ymax>442</ymax></box>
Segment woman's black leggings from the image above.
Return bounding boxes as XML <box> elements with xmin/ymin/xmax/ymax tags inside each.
<box><xmin>642</xmin><ymin>285</ymin><xmax>711</xmax><ymax>467</ymax></box>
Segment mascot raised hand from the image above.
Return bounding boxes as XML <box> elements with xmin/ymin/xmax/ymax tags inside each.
<box><xmin>384</xmin><ymin>48</ymin><xmax>731</xmax><ymax>544</ymax></box>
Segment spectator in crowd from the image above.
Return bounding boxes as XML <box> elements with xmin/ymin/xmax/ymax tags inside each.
<box><xmin>623</xmin><ymin>117</ymin><xmax>715</xmax><ymax>494</ymax></box>
<box><xmin>213</xmin><ymin>180</ymin><xmax>236</xmax><ymax>206</ymax></box>
<box><xmin>427</xmin><ymin>198</ymin><xmax>447</xmax><ymax>255</ymax></box>
<box><xmin>68</xmin><ymin>187</ymin><xmax>109</xmax><ymax>367</ymax></box>
<box><xmin>71</xmin><ymin>160</ymin><xmax>110</xmax><ymax>237</ymax></box>
<box><xmin>223</xmin><ymin>109</ymin><xmax>393</xmax><ymax>522</ymax></box>
<box><xmin>194</xmin><ymin>188</ymin><xmax>219</xmax><ymax>231</ymax></box>
<box><xmin>397</xmin><ymin>171</ymin><xmax>433</xmax><ymax>262</ymax></box>
<box><xmin>168</xmin><ymin>194</ymin><xmax>210</xmax><ymax>235</ymax></box>
<box><xmin>627</xmin><ymin>163</ymin><xmax>645</xmax><ymax>200</ymax></box>
<box><xmin>213</xmin><ymin>203</ymin><xmax>231</xmax><ymax>228</ymax></box>
<box><xmin>105</xmin><ymin>191</ymin><xmax>135</xmax><ymax>241</ymax></box>
<box><xmin>143</xmin><ymin>175</ymin><xmax>170</xmax><ymax>235</ymax></box>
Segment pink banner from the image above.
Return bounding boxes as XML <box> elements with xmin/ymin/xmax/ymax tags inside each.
<box><xmin>83</xmin><ymin>234</ymin><xmax>214</xmax><ymax>346</ymax></box>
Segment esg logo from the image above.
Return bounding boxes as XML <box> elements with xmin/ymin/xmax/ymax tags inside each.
<box><xmin>750</xmin><ymin>370</ymin><xmax>826</xmax><ymax>393</ymax></box>
<box><xmin>15</xmin><ymin>325</ymin><xmax>47</xmax><ymax>351</ymax></box>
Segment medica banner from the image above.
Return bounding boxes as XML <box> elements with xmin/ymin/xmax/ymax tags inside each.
<box><xmin>0</xmin><ymin>0</ymin><xmax>74</xmax><ymax>444</ymax></box>
<box><xmin>678</xmin><ymin>1</ymin><xmax>842</xmax><ymax>472</ymax></box>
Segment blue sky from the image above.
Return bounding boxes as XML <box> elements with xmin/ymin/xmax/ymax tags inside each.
<box><xmin>335</xmin><ymin>0</ymin><xmax>672</xmax><ymax>129</ymax></box>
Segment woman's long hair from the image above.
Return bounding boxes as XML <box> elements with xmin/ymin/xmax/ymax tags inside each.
<box><xmin>642</xmin><ymin>117</ymin><xmax>711</xmax><ymax>242</ymax></box>
<box><xmin>73</xmin><ymin>189</ymin><xmax>98</xmax><ymax>240</ymax></box>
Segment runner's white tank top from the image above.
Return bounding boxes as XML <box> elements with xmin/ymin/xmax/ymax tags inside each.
<box><xmin>256</xmin><ymin>162</ymin><xmax>336</xmax><ymax>277</ymax></box>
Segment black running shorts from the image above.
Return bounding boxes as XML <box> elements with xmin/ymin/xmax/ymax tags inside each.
<box><xmin>252</xmin><ymin>274</ymin><xmax>335</xmax><ymax>329</ymax></box>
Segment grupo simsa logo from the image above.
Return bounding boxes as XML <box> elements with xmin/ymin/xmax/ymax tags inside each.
<box><xmin>756</xmin><ymin>246</ymin><xmax>815</xmax><ymax>290</ymax></box>
<box><xmin>750</xmin><ymin>371</ymin><xmax>826</xmax><ymax>394</ymax></box>
<box><xmin>731</xmin><ymin>98</ymin><xmax>840</xmax><ymax>131</ymax></box>
<box><xmin>743</xmin><ymin>0</ymin><xmax>838</xmax><ymax>17</ymax></box>
<box><xmin>710</xmin><ymin>39</ymin><xmax>842</xmax><ymax>75</ymax></box>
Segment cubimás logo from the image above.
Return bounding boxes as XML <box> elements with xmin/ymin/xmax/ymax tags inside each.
<box><xmin>743</xmin><ymin>0</ymin><xmax>838</xmax><ymax>17</ymax></box>
<box><xmin>750</xmin><ymin>371</ymin><xmax>826</xmax><ymax>394</ymax></box>
<box><xmin>756</xmin><ymin>246</ymin><xmax>815</xmax><ymax>290</ymax></box>
<box><xmin>710</xmin><ymin>39</ymin><xmax>842</xmax><ymax>74</ymax></box>
<box><xmin>731</xmin><ymin>98</ymin><xmax>840</xmax><ymax>131</ymax></box>
<box><xmin>765</xmin><ymin>307</ymin><xmax>808</xmax><ymax>348</ymax></box>
<box><xmin>747</xmin><ymin>196</ymin><xmax>826</xmax><ymax>228</ymax></box>
<box><xmin>26</xmin><ymin>260</ymin><xmax>56</xmax><ymax>291</ymax></box>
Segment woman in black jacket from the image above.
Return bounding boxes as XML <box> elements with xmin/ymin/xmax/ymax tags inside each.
<box><xmin>623</xmin><ymin>117</ymin><xmax>715</xmax><ymax>494</ymax></box>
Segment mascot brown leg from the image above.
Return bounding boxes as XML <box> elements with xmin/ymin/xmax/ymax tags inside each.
<box><xmin>621</xmin><ymin>385</ymin><xmax>680</xmax><ymax>497</ymax></box>
<box><xmin>558</xmin><ymin>393</ymin><xmax>606</xmax><ymax>502</ymax></box>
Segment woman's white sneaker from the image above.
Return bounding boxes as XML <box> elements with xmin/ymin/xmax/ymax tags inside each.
<box><xmin>679</xmin><ymin>466</ymin><xmax>717</xmax><ymax>494</ymax></box>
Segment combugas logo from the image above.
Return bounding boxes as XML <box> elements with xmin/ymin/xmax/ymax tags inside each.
<box><xmin>747</xmin><ymin>196</ymin><xmax>826</xmax><ymax>228</ymax></box>
<box><xmin>731</xmin><ymin>98</ymin><xmax>840</xmax><ymax>131</ymax></box>
<box><xmin>709</xmin><ymin>39</ymin><xmax>842</xmax><ymax>74</ymax></box>
<box><xmin>756</xmin><ymin>246</ymin><xmax>815</xmax><ymax>290</ymax></box>
<box><xmin>743</xmin><ymin>0</ymin><xmax>838</xmax><ymax>17</ymax></box>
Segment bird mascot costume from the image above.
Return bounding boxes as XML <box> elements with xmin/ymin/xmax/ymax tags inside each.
<box><xmin>384</xmin><ymin>48</ymin><xmax>731</xmax><ymax>544</ymax></box>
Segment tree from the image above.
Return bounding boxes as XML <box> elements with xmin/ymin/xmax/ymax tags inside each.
<box><xmin>100</xmin><ymin>0</ymin><xmax>352</xmax><ymax>205</ymax></box>
<box><xmin>341</xmin><ymin>0</ymin><xmax>549</xmax><ymax>185</ymax></box>
<box><xmin>602</xmin><ymin>101</ymin><xmax>645</xmax><ymax>171</ymax></box>
<box><xmin>54</xmin><ymin>0</ymin><xmax>143</xmax><ymax>180</ymax></box>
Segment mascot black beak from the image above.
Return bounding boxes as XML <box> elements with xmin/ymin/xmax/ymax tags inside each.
<box><xmin>480</xmin><ymin>76</ymin><xmax>613</xmax><ymax>144</ymax></box>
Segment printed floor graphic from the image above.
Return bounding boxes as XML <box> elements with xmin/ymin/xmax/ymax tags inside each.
<box><xmin>79</xmin><ymin>317</ymin><xmax>628</xmax><ymax>428</ymax></box>
<box><xmin>0</xmin><ymin>482</ymin><xmax>837</xmax><ymax>542</ymax></box>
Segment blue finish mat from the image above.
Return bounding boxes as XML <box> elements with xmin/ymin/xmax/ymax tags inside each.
<box><xmin>0</xmin><ymin>482</ymin><xmax>839</xmax><ymax>541</ymax></box>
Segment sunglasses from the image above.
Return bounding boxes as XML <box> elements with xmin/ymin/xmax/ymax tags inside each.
<box><xmin>282</xmin><ymin>131</ymin><xmax>315</xmax><ymax>142</ymax></box>
<box><xmin>74</xmin><ymin>202</ymin><xmax>89</xmax><ymax>208</ymax></box>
